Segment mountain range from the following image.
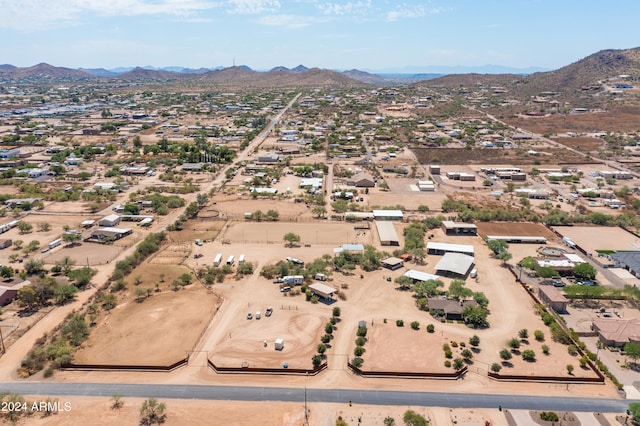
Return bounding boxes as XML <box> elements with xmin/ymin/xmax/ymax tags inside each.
<box><xmin>0</xmin><ymin>47</ymin><xmax>639</xmax><ymax>89</ymax></box>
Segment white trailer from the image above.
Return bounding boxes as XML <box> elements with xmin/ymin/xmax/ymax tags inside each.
<box><xmin>226</xmin><ymin>255</ymin><xmax>235</xmax><ymax>266</ymax></box>
<box><xmin>238</xmin><ymin>254</ymin><xmax>246</xmax><ymax>264</ymax></box>
<box><xmin>213</xmin><ymin>253</ymin><xmax>222</xmax><ymax>267</ymax></box>
<box><xmin>48</xmin><ymin>238</ymin><xmax>62</xmax><ymax>250</ymax></box>
<box><xmin>283</xmin><ymin>275</ymin><xmax>304</xmax><ymax>285</ymax></box>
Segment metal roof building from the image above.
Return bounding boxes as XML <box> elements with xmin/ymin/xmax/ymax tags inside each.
<box><xmin>308</xmin><ymin>283</ymin><xmax>337</xmax><ymax>299</ymax></box>
<box><xmin>435</xmin><ymin>253</ymin><xmax>475</xmax><ymax>278</ymax></box>
<box><xmin>403</xmin><ymin>270</ymin><xmax>440</xmax><ymax>282</ymax></box>
<box><xmin>427</xmin><ymin>242</ymin><xmax>474</xmax><ymax>256</ymax></box>
<box><xmin>372</xmin><ymin>210</ymin><xmax>403</xmax><ymax>220</ymax></box>
<box><xmin>375</xmin><ymin>221</ymin><xmax>399</xmax><ymax>246</ymax></box>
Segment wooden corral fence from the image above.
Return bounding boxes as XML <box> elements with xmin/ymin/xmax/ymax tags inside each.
<box><xmin>60</xmin><ymin>356</ymin><xmax>189</xmax><ymax>372</ymax></box>
<box><xmin>347</xmin><ymin>362</ymin><xmax>467</xmax><ymax>380</ymax></box>
<box><xmin>207</xmin><ymin>359</ymin><xmax>327</xmax><ymax>376</ymax></box>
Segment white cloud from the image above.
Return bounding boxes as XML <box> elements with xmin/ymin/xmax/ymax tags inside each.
<box><xmin>316</xmin><ymin>0</ymin><xmax>371</xmax><ymax>16</ymax></box>
<box><xmin>387</xmin><ymin>4</ymin><xmax>449</xmax><ymax>22</ymax></box>
<box><xmin>0</xmin><ymin>0</ymin><xmax>218</xmax><ymax>31</ymax></box>
<box><xmin>258</xmin><ymin>14</ymin><xmax>319</xmax><ymax>29</ymax></box>
<box><xmin>226</xmin><ymin>0</ymin><xmax>281</xmax><ymax>14</ymax></box>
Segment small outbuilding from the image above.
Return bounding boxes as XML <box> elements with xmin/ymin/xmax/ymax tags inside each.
<box><xmin>98</xmin><ymin>214</ymin><xmax>121</xmax><ymax>227</ymax></box>
<box><xmin>308</xmin><ymin>283</ymin><xmax>337</xmax><ymax>300</ymax></box>
<box><xmin>538</xmin><ymin>286</ymin><xmax>569</xmax><ymax>313</ymax></box>
<box><xmin>274</xmin><ymin>339</ymin><xmax>284</xmax><ymax>351</ymax></box>
<box><xmin>382</xmin><ymin>257</ymin><xmax>404</xmax><ymax>271</ymax></box>
<box><xmin>427</xmin><ymin>242</ymin><xmax>474</xmax><ymax>256</ymax></box>
<box><xmin>441</xmin><ymin>221</ymin><xmax>478</xmax><ymax>236</ymax></box>
<box><xmin>347</xmin><ymin>172</ymin><xmax>375</xmax><ymax>188</ymax></box>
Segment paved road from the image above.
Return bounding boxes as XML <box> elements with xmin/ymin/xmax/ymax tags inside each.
<box><xmin>0</xmin><ymin>382</ymin><xmax>634</xmax><ymax>413</ymax></box>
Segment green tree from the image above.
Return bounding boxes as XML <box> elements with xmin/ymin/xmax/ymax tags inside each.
<box><xmin>509</xmin><ymin>338</ymin><xmax>521</xmax><ymax>350</ymax></box>
<box><xmin>317</xmin><ymin>343</ymin><xmax>327</xmax><ymax>355</ymax></box>
<box><xmin>625</xmin><ymin>341</ymin><xmax>640</xmax><ymax>366</ymax></box>
<box><xmin>452</xmin><ymin>358</ymin><xmax>465</xmax><ymax>370</ymax></box>
<box><xmin>491</xmin><ymin>363</ymin><xmax>502</xmax><ymax>373</ymax></box>
<box><xmin>462</xmin><ymin>305</ymin><xmax>488</xmax><ymax>328</ymax></box>
<box><xmin>486</xmin><ymin>239</ymin><xmax>508</xmax><ymax>255</ymax></box>
<box><xmin>101</xmin><ymin>293</ymin><xmax>117</xmax><ymax>310</ymax></box>
<box><xmin>110</xmin><ymin>394</ymin><xmax>123</xmax><ymax>410</ymax></box>
<box><xmin>312</xmin><ymin>354</ymin><xmax>322</xmax><ymax>368</ymax></box>
<box><xmin>17</xmin><ymin>286</ymin><xmax>39</xmax><ymax>310</ymax></box>
<box><xmin>332</xmin><ymin>306</ymin><xmax>341</xmax><ymax>317</ymax></box>
<box><xmin>312</xmin><ymin>206</ymin><xmax>327</xmax><ymax>218</ymax></box>
<box><xmin>518</xmin><ymin>329</ymin><xmax>529</xmax><ymax>340</ymax></box>
<box><xmin>383</xmin><ymin>416</ymin><xmax>396</xmax><ymax>426</ymax></box>
<box><xmin>403</xmin><ymin>409</ymin><xmax>428</xmax><ymax>426</ymax></box>
<box><xmin>566</xmin><ymin>364</ymin><xmax>574</xmax><ymax>375</ymax></box>
<box><xmin>283</xmin><ymin>232</ymin><xmax>301</xmax><ymax>247</ymax></box>
<box><xmin>18</xmin><ymin>221</ymin><xmax>33</xmax><ymax>234</ymax></box>
<box><xmin>413</xmin><ymin>279</ymin><xmax>444</xmax><ymax>298</ymax></box>
<box><xmin>0</xmin><ymin>265</ymin><xmax>14</xmax><ymax>280</ymax></box>
<box><xmin>62</xmin><ymin>232</ymin><xmax>82</xmax><ymax>246</ymax></box>
<box><xmin>447</xmin><ymin>279</ymin><xmax>473</xmax><ymax>300</ymax></box>
<box><xmin>573</xmin><ymin>263</ymin><xmax>596</xmax><ymax>280</ymax></box>
<box><xmin>522</xmin><ymin>349</ymin><xmax>536</xmax><ymax>361</ymax></box>
<box><xmin>469</xmin><ymin>335</ymin><xmax>480</xmax><ymax>347</ymax></box>
<box><xmin>534</xmin><ymin>330</ymin><xmax>545</xmax><ymax>341</ymax></box>
<box><xmin>56</xmin><ymin>256</ymin><xmax>76</xmax><ymax>274</ymax></box>
<box><xmin>37</xmin><ymin>222</ymin><xmax>51</xmax><ymax>232</ymax></box>
<box><xmin>24</xmin><ymin>259</ymin><xmax>45</xmax><ymax>275</ymax></box>
<box><xmin>54</xmin><ymin>285</ymin><xmax>78</xmax><ymax>305</ymax></box>
<box><xmin>410</xmin><ymin>321</ymin><xmax>420</xmax><ymax>330</ymax></box>
<box><xmin>628</xmin><ymin>402</ymin><xmax>640</xmax><ymax>424</ymax></box>
<box><xmin>499</xmin><ymin>348</ymin><xmax>512</xmax><ymax>361</ymax></box>
<box><xmin>139</xmin><ymin>398</ymin><xmax>166</xmax><ymax>426</ymax></box>
<box><xmin>67</xmin><ymin>267</ymin><xmax>97</xmax><ymax>288</ymax></box>
<box><xmin>62</xmin><ymin>314</ymin><xmax>89</xmax><ymax>346</ymax></box>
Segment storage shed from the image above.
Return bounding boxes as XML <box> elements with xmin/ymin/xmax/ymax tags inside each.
<box><xmin>308</xmin><ymin>283</ymin><xmax>337</xmax><ymax>299</ymax></box>
<box><xmin>275</xmin><ymin>339</ymin><xmax>284</xmax><ymax>351</ymax></box>
<box><xmin>98</xmin><ymin>214</ymin><xmax>121</xmax><ymax>227</ymax></box>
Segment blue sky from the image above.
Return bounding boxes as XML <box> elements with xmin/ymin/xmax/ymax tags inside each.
<box><xmin>1</xmin><ymin>0</ymin><xmax>638</xmax><ymax>72</ymax></box>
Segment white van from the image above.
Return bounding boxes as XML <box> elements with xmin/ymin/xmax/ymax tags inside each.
<box><xmin>238</xmin><ymin>254</ymin><xmax>246</xmax><ymax>264</ymax></box>
<box><xmin>226</xmin><ymin>255</ymin><xmax>234</xmax><ymax>266</ymax></box>
<box><xmin>255</xmin><ymin>311</ymin><xmax>261</xmax><ymax>320</ymax></box>
<box><xmin>470</xmin><ymin>269</ymin><xmax>478</xmax><ymax>279</ymax></box>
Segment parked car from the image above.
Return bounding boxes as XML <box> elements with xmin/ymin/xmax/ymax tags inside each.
<box><xmin>577</xmin><ymin>280</ymin><xmax>597</xmax><ymax>286</ymax></box>
<box><xmin>265</xmin><ymin>307</ymin><xmax>273</xmax><ymax>317</ymax></box>
<box><xmin>280</xmin><ymin>286</ymin><xmax>291</xmax><ymax>292</ymax></box>
<box><xmin>247</xmin><ymin>312</ymin><xmax>253</xmax><ymax>320</ymax></box>
<box><xmin>551</xmin><ymin>280</ymin><xmax>565</xmax><ymax>287</ymax></box>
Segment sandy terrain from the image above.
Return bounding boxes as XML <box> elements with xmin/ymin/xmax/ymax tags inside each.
<box><xmin>210</xmin><ymin>310</ymin><xmax>327</xmax><ymax>369</ymax></box>
<box><xmin>476</xmin><ymin>222</ymin><xmax>558</xmax><ymax>240</ymax></box>
<box><xmin>11</xmin><ymin>396</ymin><xmax>518</xmax><ymax>426</ymax></box>
<box><xmin>41</xmin><ymin>243</ymin><xmax>122</xmax><ymax>266</ymax></box>
<box><xmin>212</xmin><ymin>197</ymin><xmax>313</xmax><ymax>221</ymax></box>
<box><xmin>221</xmin><ymin>221</ymin><xmax>373</xmax><ymax>246</ymax></box>
<box><xmin>74</xmin><ymin>286</ymin><xmax>219</xmax><ymax>365</ymax></box>
<box><xmin>553</xmin><ymin>225</ymin><xmax>640</xmax><ymax>253</ymax></box>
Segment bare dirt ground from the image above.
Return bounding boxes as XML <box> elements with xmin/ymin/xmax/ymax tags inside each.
<box><xmin>221</xmin><ymin>221</ymin><xmax>373</xmax><ymax>246</ymax></box>
<box><xmin>550</xmin><ymin>136</ymin><xmax>605</xmax><ymax>152</ymax></box>
<box><xmin>412</xmin><ymin>148</ymin><xmax>590</xmax><ymax>166</ymax></box>
<box><xmin>40</xmin><ymin>243</ymin><xmax>122</xmax><ymax>266</ymax></box>
<box><xmin>8</xmin><ymin>396</ymin><xmax>514</xmax><ymax>426</ymax></box>
<box><xmin>476</xmin><ymin>222</ymin><xmax>559</xmax><ymax>240</ymax></box>
<box><xmin>363</xmin><ymin>322</ymin><xmax>470</xmax><ymax>373</ymax></box>
<box><xmin>211</xmin><ymin>197</ymin><xmax>313</xmax><ymax>221</ymax></box>
<box><xmin>74</xmin><ymin>286</ymin><xmax>219</xmax><ymax>365</ymax></box>
<box><xmin>166</xmin><ymin>219</ymin><xmax>225</xmax><ymax>243</ymax></box>
<box><xmin>209</xmin><ymin>310</ymin><xmax>327</xmax><ymax>369</ymax></box>
<box><xmin>505</xmin><ymin>107</ymin><xmax>640</xmax><ymax>134</ymax></box>
<box><xmin>553</xmin><ymin>226</ymin><xmax>640</xmax><ymax>253</ymax></box>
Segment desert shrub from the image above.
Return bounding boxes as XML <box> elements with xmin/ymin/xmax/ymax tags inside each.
<box><xmin>426</xmin><ymin>324</ymin><xmax>435</xmax><ymax>333</ymax></box>
<box><xmin>396</xmin><ymin>319</ymin><xmax>404</xmax><ymax>327</ymax></box>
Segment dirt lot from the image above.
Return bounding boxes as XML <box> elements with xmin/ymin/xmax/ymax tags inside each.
<box><xmin>13</xmin><ymin>396</ymin><xmax>518</xmax><ymax>426</ymax></box>
<box><xmin>363</xmin><ymin>322</ymin><xmax>470</xmax><ymax>373</ymax></box>
<box><xmin>209</xmin><ymin>310</ymin><xmax>327</xmax><ymax>369</ymax></box>
<box><xmin>211</xmin><ymin>197</ymin><xmax>313</xmax><ymax>221</ymax></box>
<box><xmin>504</xmin><ymin>106</ymin><xmax>640</xmax><ymax>134</ymax></box>
<box><xmin>553</xmin><ymin>225</ymin><xmax>640</xmax><ymax>253</ymax></box>
<box><xmin>411</xmin><ymin>147</ymin><xmax>590</xmax><ymax>166</ymax></box>
<box><xmin>476</xmin><ymin>222</ymin><xmax>558</xmax><ymax>240</ymax></box>
<box><xmin>75</xmin><ymin>285</ymin><xmax>219</xmax><ymax>365</ymax></box>
<box><xmin>221</xmin><ymin>221</ymin><xmax>373</xmax><ymax>246</ymax></box>
<box><xmin>40</xmin><ymin>243</ymin><xmax>122</xmax><ymax>266</ymax></box>
<box><xmin>550</xmin><ymin>136</ymin><xmax>605</xmax><ymax>152</ymax></box>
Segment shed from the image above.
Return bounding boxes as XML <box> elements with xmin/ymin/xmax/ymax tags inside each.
<box><xmin>375</xmin><ymin>221</ymin><xmax>399</xmax><ymax>246</ymax></box>
<box><xmin>275</xmin><ymin>339</ymin><xmax>284</xmax><ymax>351</ymax></box>
<box><xmin>403</xmin><ymin>270</ymin><xmax>440</xmax><ymax>283</ymax></box>
<box><xmin>441</xmin><ymin>221</ymin><xmax>478</xmax><ymax>236</ymax></box>
<box><xmin>382</xmin><ymin>257</ymin><xmax>404</xmax><ymax>271</ymax></box>
<box><xmin>373</xmin><ymin>210</ymin><xmax>403</xmax><ymax>221</ymax></box>
<box><xmin>308</xmin><ymin>283</ymin><xmax>337</xmax><ymax>299</ymax></box>
<box><xmin>538</xmin><ymin>286</ymin><xmax>568</xmax><ymax>313</ymax></box>
<box><xmin>434</xmin><ymin>253</ymin><xmax>475</xmax><ymax>278</ymax></box>
<box><xmin>427</xmin><ymin>242</ymin><xmax>474</xmax><ymax>256</ymax></box>
<box><xmin>81</xmin><ymin>219</ymin><xmax>95</xmax><ymax>228</ymax></box>
<box><xmin>98</xmin><ymin>214</ymin><xmax>121</xmax><ymax>227</ymax></box>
